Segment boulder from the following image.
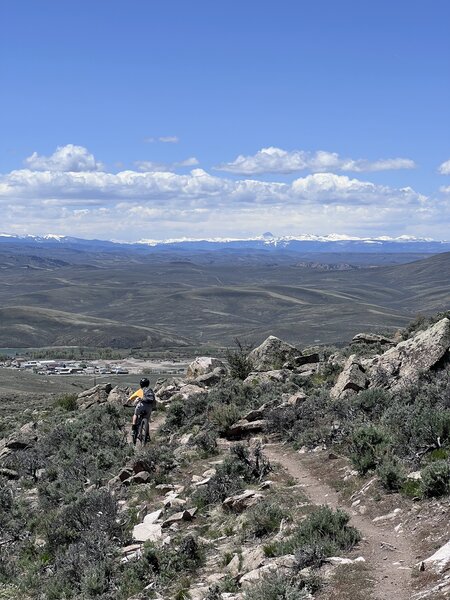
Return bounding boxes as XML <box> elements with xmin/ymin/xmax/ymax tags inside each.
<box><xmin>194</xmin><ymin>367</ymin><xmax>226</xmax><ymax>387</ymax></box>
<box><xmin>283</xmin><ymin>352</ymin><xmax>320</xmax><ymax>369</ymax></box>
<box><xmin>280</xmin><ymin>390</ymin><xmax>307</xmax><ymax>408</ymax></box>
<box><xmin>132</xmin><ymin>522</ymin><xmax>163</xmax><ymax>543</ymax></box>
<box><xmin>108</xmin><ymin>385</ymin><xmax>132</xmax><ymax>406</ymax></box>
<box><xmin>178</xmin><ymin>384</ymin><xmax>206</xmax><ymax>400</ymax></box>
<box><xmin>155</xmin><ymin>378</ymin><xmax>185</xmax><ymax>402</ymax></box>
<box><xmin>1</xmin><ymin>421</ymin><xmax>38</xmax><ymax>452</ymax></box>
<box><xmin>352</xmin><ymin>333</ymin><xmax>395</xmax><ymax>346</ymax></box>
<box><xmin>223</xmin><ymin>489</ymin><xmax>263</xmax><ymax>512</ymax></box>
<box><xmin>422</xmin><ymin>539</ymin><xmax>450</xmax><ymax>573</ymax></box>
<box><xmin>77</xmin><ymin>383</ymin><xmax>112</xmax><ymax>408</ymax></box>
<box><xmin>226</xmin><ymin>419</ymin><xmax>267</xmax><ymax>440</ymax></box>
<box><xmin>186</xmin><ymin>357</ymin><xmax>226</xmax><ymax>379</ymax></box>
<box><xmin>243</xmin><ymin>369</ymin><xmax>291</xmax><ymax>386</ymax></box>
<box><xmin>162</xmin><ymin>508</ymin><xmax>197</xmax><ymax>528</ymax></box>
<box><xmin>369</xmin><ymin>318</ymin><xmax>450</xmax><ymax>390</ymax></box>
<box><xmin>248</xmin><ymin>336</ymin><xmax>299</xmax><ymax>371</ymax></box>
<box><xmin>330</xmin><ymin>355</ymin><xmax>368</xmax><ymax>399</ymax></box>
<box><xmin>128</xmin><ymin>471</ymin><xmax>151</xmax><ymax>485</ymax></box>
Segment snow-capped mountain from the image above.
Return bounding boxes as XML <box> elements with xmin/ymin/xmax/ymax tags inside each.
<box><xmin>0</xmin><ymin>232</ymin><xmax>449</xmax><ymax>254</ymax></box>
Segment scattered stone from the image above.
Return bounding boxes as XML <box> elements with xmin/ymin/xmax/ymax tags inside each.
<box><xmin>330</xmin><ymin>355</ymin><xmax>368</xmax><ymax>399</ymax></box>
<box><xmin>132</xmin><ymin>522</ymin><xmax>163</xmax><ymax>543</ymax></box>
<box><xmin>226</xmin><ymin>419</ymin><xmax>266</xmax><ymax>440</ymax></box>
<box><xmin>373</xmin><ymin>508</ymin><xmax>402</xmax><ymax>523</ymax></box>
<box><xmin>223</xmin><ymin>489</ymin><xmax>263</xmax><ymax>512</ymax></box>
<box><xmin>117</xmin><ymin>467</ymin><xmax>134</xmax><ymax>482</ymax></box>
<box><xmin>326</xmin><ymin>556</ymin><xmax>366</xmax><ymax>565</ymax></box>
<box><xmin>162</xmin><ymin>508</ymin><xmax>197</xmax><ymax>528</ymax></box>
<box><xmin>143</xmin><ymin>509</ymin><xmax>163</xmax><ymax>525</ymax></box>
<box><xmin>0</xmin><ymin>467</ymin><xmax>19</xmax><ymax>479</ymax></box>
<box><xmin>128</xmin><ymin>471</ymin><xmax>151</xmax><ymax>485</ymax></box>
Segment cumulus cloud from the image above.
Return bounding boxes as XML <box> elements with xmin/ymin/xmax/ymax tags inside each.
<box><xmin>134</xmin><ymin>157</ymin><xmax>199</xmax><ymax>172</ymax></box>
<box><xmin>438</xmin><ymin>159</ymin><xmax>450</xmax><ymax>175</ymax></box>
<box><xmin>144</xmin><ymin>135</ymin><xmax>179</xmax><ymax>143</ymax></box>
<box><xmin>215</xmin><ymin>147</ymin><xmax>417</xmax><ymax>175</ymax></box>
<box><xmin>1</xmin><ymin>145</ymin><xmax>447</xmax><ymax>241</ymax></box>
<box><xmin>24</xmin><ymin>144</ymin><xmax>102</xmax><ymax>172</ymax></box>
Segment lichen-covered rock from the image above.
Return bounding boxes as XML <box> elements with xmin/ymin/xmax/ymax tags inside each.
<box><xmin>108</xmin><ymin>385</ymin><xmax>132</xmax><ymax>406</ymax></box>
<box><xmin>77</xmin><ymin>383</ymin><xmax>112</xmax><ymax>408</ymax></box>
<box><xmin>352</xmin><ymin>333</ymin><xmax>395</xmax><ymax>345</ymax></box>
<box><xmin>330</xmin><ymin>355</ymin><xmax>368</xmax><ymax>399</ymax></box>
<box><xmin>186</xmin><ymin>356</ymin><xmax>226</xmax><ymax>379</ymax></box>
<box><xmin>243</xmin><ymin>369</ymin><xmax>291</xmax><ymax>386</ymax></box>
<box><xmin>248</xmin><ymin>336</ymin><xmax>299</xmax><ymax>371</ymax></box>
<box><xmin>369</xmin><ymin>317</ymin><xmax>450</xmax><ymax>390</ymax></box>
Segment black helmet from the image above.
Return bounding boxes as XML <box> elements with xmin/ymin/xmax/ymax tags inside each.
<box><xmin>140</xmin><ymin>377</ymin><xmax>150</xmax><ymax>388</ymax></box>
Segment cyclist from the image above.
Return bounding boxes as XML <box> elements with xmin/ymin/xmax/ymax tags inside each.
<box><xmin>130</xmin><ymin>377</ymin><xmax>156</xmax><ymax>442</ymax></box>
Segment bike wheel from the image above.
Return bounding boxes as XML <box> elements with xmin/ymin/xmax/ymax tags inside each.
<box><xmin>137</xmin><ymin>417</ymin><xmax>149</xmax><ymax>447</ymax></box>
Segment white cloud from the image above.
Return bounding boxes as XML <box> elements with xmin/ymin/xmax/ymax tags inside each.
<box><xmin>215</xmin><ymin>147</ymin><xmax>417</xmax><ymax>175</ymax></box>
<box><xmin>144</xmin><ymin>135</ymin><xmax>180</xmax><ymax>144</ymax></box>
<box><xmin>438</xmin><ymin>159</ymin><xmax>450</xmax><ymax>175</ymax></box>
<box><xmin>135</xmin><ymin>157</ymin><xmax>199</xmax><ymax>172</ymax></box>
<box><xmin>1</xmin><ymin>145</ymin><xmax>447</xmax><ymax>241</ymax></box>
<box><xmin>24</xmin><ymin>144</ymin><xmax>102</xmax><ymax>172</ymax></box>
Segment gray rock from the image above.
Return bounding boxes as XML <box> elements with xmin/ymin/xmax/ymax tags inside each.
<box><xmin>108</xmin><ymin>385</ymin><xmax>133</xmax><ymax>406</ymax></box>
<box><xmin>330</xmin><ymin>355</ymin><xmax>368</xmax><ymax>399</ymax></box>
<box><xmin>223</xmin><ymin>489</ymin><xmax>263</xmax><ymax>512</ymax></box>
<box><xmin>132</xmin><ymin>522</ymin><xmax>163</xmax><ymax>543</ymax></box>
<box><xmin>226</xmin><ymin>419</ymin><xmax>267</xmax><ymax>440</ymax></box>
<box><xmin>186</xmin><ymin>356</ymin><xmax>226</xmax><ymax>379</ymax></box>
<box><xmin>162</xmin><ymin>508</ymin><xmax>197</xmax><ymax>528</ymax></box>
<box><xmin>352</xmin><ymin>333</ymin><xmax>395</xmax><ymax>345</ymax></box>
<box><xmin>369</xmin><ymin>317</ymin><xmax>450</xmax><ymax>390</ymax></box>
<box><xmin>77</xmin><ymin>383</ymin><xmax>112</xmax><ymax>408</ymax></box>
<box><xmin>243</xmin><ymin>369</ymin><xmax>291</xmax><ymax>386</ymax></box>
<box><xmin>248</xmin><ymin>336</ymin><xmax>299</xmax><ymax>371</ymax></box>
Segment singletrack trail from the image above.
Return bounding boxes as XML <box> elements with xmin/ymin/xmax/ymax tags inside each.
<box><xmin>264</xmin><ymin>443</ymin><xmax>415</xmax><ymax>600</ymax></box>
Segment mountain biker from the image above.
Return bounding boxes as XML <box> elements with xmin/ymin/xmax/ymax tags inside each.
<box><xmin>130</xmin><ymin>377</ymin><xmax>156</xmax><ymax>441</ymax></box>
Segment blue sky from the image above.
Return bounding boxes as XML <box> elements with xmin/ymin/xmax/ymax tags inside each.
<box><xmin>1</xmin><ymin>0</ymin><xmax>449</xmax><ymax>240</ymax></box>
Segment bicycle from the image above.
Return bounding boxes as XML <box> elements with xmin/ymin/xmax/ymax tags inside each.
<box><xmin>132</xmin><ymin>414</ymin><xmax>150</xmax><ymax>447</ymax></box>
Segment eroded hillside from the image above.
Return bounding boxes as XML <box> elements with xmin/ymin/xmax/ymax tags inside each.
<box><xmin>1</xmin><ymin>313</ymin><xmax>450</xmax><ymax>599</ymax></box>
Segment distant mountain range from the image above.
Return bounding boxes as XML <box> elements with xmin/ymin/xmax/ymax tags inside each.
<box><xmin>1</xmin><ymin>232</ymin><xmax>449</xmax><ymax>254</ymax></box>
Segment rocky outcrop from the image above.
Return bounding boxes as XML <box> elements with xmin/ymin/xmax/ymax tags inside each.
<box><xmin>77</xmin><ymin>383</ymin><xmax>112</xmax><ymax>409</ymax></box>
<box><xmin>369</xmin><ymin>317</ymin><xmax>450</xmax><ymax>390</ymax></box>
<box><xmin>248</xmin><ymin>336</ymin><xmax>299</xmax><ymax>371</ymax></box>
<box><xmin>186</xmin><ymin>356</ymin><xmax>227</xmax><ymax>380</ymax></box>
<box><xmin>352</xmin><ymin>332</ymin><xmax>395</xmax><ymax>346</ymax></box>
<box><xmin>330</xmin><ymin>355</ymin><xmax>368</xmax><ymax>399</ymax></box>
<box><xmin>107</xmin><ymin>385</ymin><xmax>132</xmax><ymax>406</ymax></box>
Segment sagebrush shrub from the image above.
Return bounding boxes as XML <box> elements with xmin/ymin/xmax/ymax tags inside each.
<box><xmin>421</xmin><ymin>460</ymin><xmax>450</xmax><ymax>498</ymax></box>
<box><xmin>349</xmin><ymin>425</ymin><xmax>387</xmax><ymax>475</ymax></box>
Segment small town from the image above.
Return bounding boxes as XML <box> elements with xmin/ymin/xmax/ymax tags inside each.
<box><xmin>0</xmin><ymin>356</ymin><xmax>189</xmax><ymax>376</ymax></box>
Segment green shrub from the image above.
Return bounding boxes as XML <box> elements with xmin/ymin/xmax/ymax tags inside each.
<box><xmin>244</xmin><ymin>572</ymin><xmax>319</xmax><ymax>600</ymax></box>
<box><xmin>193</xmin><ymin>444</ymin><xmax>271</xmax><ymax>508</ymax></box>
<box><xmin>271</xmin><ymin>506</ymin><xmax>360</xmax><ymax>558</ymax></box>
<box><xmin>421</xmin><ymin>460</ymin><xmax>450</xmax><ymax>498</ymax></box>
<box><xmin>225</xmin><ymin>338</ymin><xmax>254</xmax><ymax>380</ymax></box>
<box><xmin>349</xmin><ymin>425</ymin><xmax>387</xmax><ymax>475</ymax></box>
<box><xmin>377</xmin><ymin>456</ymin><xmax>406</xmax><ymax>492</ymax></box>
<box><xmin>243</xmin><ymin>498</ymin><xmax>287</xmax><ymax>538</ymax></box>
<box><xmin>55</xmin><ymin>394</ymin><xmax>78</xmax><ymax>411</ymax></box>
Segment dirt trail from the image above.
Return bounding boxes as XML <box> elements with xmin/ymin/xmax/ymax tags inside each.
<box><xmin>264</xmin><ymin>443</ymin><xmax>415</xmax><ymax>600</ymax></box>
